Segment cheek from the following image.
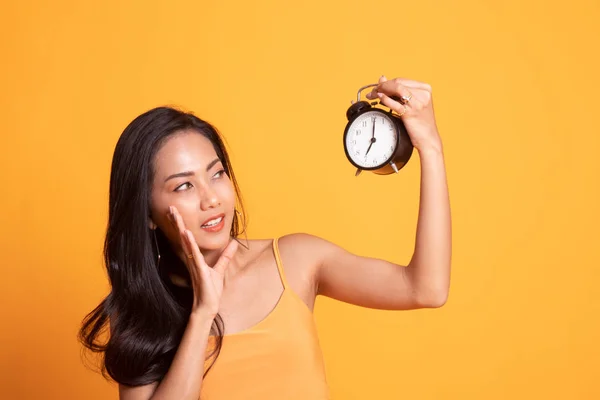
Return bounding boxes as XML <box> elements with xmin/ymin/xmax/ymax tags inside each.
<box><xmin>149</xmin><ymin>186</ymin><xmax>185</xmax><ymax>235</ymax></box>
<box><xmin>218</xmin><ymin>181</ymin><xmax>236</xmax><ymax>208</ymax></box>
<box><xmin>149</xmin><ymin>194</ymin><xmax>175</xmax><ymax>236</ymax></box>
<box><xmin>149</xmin><ymin>189</ymin><xmax>166</xmax><ymax>224</ymax></box>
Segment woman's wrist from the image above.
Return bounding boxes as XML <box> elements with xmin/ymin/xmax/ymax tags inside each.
<box><xmin>189</xmin><ymin>309</ymin><xmax>217</xmax><ymax>331</ymax></box>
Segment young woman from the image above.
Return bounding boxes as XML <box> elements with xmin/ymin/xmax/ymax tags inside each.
<box><xmin>79</xmin><ymin>75</ymin><xmax>452</xmax><ymax>400</ymax></box>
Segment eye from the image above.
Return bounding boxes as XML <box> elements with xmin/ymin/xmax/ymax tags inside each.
<box><xmin>174</xmin><ymin>182</ymin><xmax>193</xmax><ymax>192</ymax></box>
<box><xmin>213</xmin><ymin>169</ymin><xmax>226</xmax><ymax>179</ymax></box>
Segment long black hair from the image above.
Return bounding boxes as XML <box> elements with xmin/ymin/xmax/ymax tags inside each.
<box><xmin>78</xmin><ymin>106</ymin><xmax>246</xmax><ymax>386</ymax></box>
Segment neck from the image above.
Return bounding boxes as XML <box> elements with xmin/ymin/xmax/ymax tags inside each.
<box><xmin>169</xmin><ymin>237</ymin><xmax>251</xmax><ymax>287</ymax></box>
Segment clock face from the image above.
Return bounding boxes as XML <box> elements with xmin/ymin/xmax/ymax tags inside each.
<box><xmin>345</xmin><ymin>110</ymin><xmax>398</xmax><ymax>169</ymax></box>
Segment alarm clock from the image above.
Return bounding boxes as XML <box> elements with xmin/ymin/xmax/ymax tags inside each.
<box><xmin>343</xmin><ymin>83</ymin><xmax>414</xmax><ymax>176</ymax></box>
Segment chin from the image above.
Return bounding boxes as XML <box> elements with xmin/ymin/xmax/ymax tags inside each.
<box><xmin>196</xmin><ymin>216</ymin><xmax>233</xmax><ymax>252</ymax></box>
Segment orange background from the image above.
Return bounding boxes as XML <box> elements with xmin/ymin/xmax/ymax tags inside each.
<box><xmin>1</xmin><ymin>0</ymin><xmax>599</xmax><ymax>399</ymax></box>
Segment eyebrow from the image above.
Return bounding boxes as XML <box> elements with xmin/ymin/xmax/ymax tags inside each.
<box><xmin>164</xmin><ymin>158</ymin><xmax>222</xmax><ymax>182</ymax></box>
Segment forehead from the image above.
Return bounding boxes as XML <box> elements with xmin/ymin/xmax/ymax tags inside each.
<box><xmin>153</xmin><ymin>130</ymin><xmax>219</xmax><ymax>176</ymax></box>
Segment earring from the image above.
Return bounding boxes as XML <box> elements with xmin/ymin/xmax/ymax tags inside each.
<box><xmin>153</xmin><ymin>228</ymin><xmax>161</xmax><ymax>265</ymax></box>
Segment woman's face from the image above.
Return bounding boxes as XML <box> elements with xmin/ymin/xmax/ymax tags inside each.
<box><xmin>149</xmin><ymin>130</ymin><xmax>236</xmax><ymax>255</ymax></box>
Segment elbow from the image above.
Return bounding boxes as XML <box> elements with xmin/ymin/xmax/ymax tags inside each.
<box><xmin>416</xmin><ymin>288</ymin><xmax>449</xmax><ymax>309</ymax></box>
<box><xmin>406</xmin><ymin>262</ymin><xmax>451</xmax><ymax>309</ymax></box>
<box><xmin>427</xmin><ymin>292</ymin><xmax>448</xmax><ymax>308</ymax></box>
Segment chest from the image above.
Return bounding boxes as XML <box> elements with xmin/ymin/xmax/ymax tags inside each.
<box><xmin>217</xmin><ymin>250</ymin><xmax>315</xmax><ymax>335</ymax></box>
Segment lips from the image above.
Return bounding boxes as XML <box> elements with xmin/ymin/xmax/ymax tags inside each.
<box><xmin>201</xmin><ymin>213</ymin><xmax>225</xmax><ymax>228</ymax></box>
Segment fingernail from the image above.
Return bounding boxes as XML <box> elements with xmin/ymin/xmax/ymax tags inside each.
<box><xmin>377</xmin><ymin>93</ymin><xmax>383</xmax><ymax>98</ymax></box>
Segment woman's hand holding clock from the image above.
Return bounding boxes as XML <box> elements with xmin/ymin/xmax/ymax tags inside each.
<box><xmin>366</xmin><ymin>75</ymin><xmax>442</xmax><ymax>154</ymax></box>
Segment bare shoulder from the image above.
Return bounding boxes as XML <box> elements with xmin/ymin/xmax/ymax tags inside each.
<box><xmin>276</xmin><ymin>233</ymin><xmax>338</xmax><ymax>307</ymax></box>
<box><xmin>247</xmin><ymin>233</ymin><xmax>331</xmax><ymax>261</ymax></box>
<box><xmin>277</xmin><ymin>232</ymin><xmax>337</xmax><ymax>260</ymax></box>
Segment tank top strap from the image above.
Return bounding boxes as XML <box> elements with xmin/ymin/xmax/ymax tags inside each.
<box><xmin>272</xmin><ymin>237</ymin><xmax>289</xmax><ymax>289</ymax></box>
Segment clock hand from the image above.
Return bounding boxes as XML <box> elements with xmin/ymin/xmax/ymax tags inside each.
<box><xmin>365</xmin><ymin>139</ymin><xmax>373</xmax><ymax>160</ymax></box>
<box><xmin>371</xmin><ymin>116</ymin><xmax>376</xmax><ymax>139</ymax></box>
<box><xmin>365</xmin><ymin>117</ymin><xmax>377</xmax><ymax>159</ymax></box>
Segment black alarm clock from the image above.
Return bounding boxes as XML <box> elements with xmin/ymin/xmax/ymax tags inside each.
<box><xmin>343</xmin><ymin>83</ymin><xmax>414</xmax><ymax>176</ymax></box>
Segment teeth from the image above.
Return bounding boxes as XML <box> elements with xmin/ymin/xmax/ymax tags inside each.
<box><xmin>202</xmin><ymin>216</ymin><xmax>223</xmax><ymax>227</ymax></box>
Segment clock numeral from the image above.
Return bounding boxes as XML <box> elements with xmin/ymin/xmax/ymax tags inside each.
<box><xmin>390</xmin><ymin>145</ymin><xmax>394</xmax><ymax>152</ymax></box>
<box><xmin>362</xmin><ymin>120</ymin><xmax>367</xmax><ymax>127</ymax></box>
<box><xmin>352</xmin><ymin>140</ymin><xmax>357</xmax><ymax>145</ymax></box>
<box><xmin>355</xmin><ymin>150</ymin><xmax>360</xmax><ymax>155</ymax></box>
<box><xmin>356</xmin><ymin>129</ymin><xmax>361</xmax><ymax>135</ymax></box>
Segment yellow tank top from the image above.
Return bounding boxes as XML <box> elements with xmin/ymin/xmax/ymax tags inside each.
<box><xmin>200</xmin><ymin>238</ymin><xmax>330</xmax><ymax>399</ymax></box>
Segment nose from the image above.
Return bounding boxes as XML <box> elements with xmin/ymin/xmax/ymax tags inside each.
<box><xmin>200</xmin><ymin>186</ymin><xmax>220</xmax><ymax>211</ymax></box>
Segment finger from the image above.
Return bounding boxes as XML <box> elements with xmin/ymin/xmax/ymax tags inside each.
<box><xmin>168</xmin><ymin>206</ymin><xmax>181</xmax><ymax>232</ymax></box>
<box><xmin>213</xmin><ymin>239</ymin><xmax>239</xmax><ymax>275</ymax></box>
<box><xmin>169</xmin><ymin>206</ymin><xmax>199</xmax><ymax>268</ymax></box>
<box><xmin>379</xmin><ymin>78</ymin><xmax>431</xmax><ymax>92</ymax></box>
<box><xmin>169</xmin><ymin>206</ymin><xmax>188</xmax><ymax>241</ymax></box>
<box><xmin>377</xmin><ymin>79</ymin><xmax>414</xmax><ymax>105</ymax></box>
<box><xmin>385</xmin><ymin>78</ymin><xmax>431</xmax><ymax>92</ymax></box>
<box><xmin>377</xmin><ymin>92</ymin><xmax>409</xmax><ymax>118</ymax></box>
<box><xmin>366</xmin><ymin>75</ymin><xmax>388</xmax><ymax>99</ymax></box>
<box><xmin>184</xmin><ymin>228</ymin><xmax>208</xmax><ymax>269</ymax></box>
<box><xmin>367</xmin><ymin>77</ymin><xmax>431</xmax><ymax>100</ymax></box>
